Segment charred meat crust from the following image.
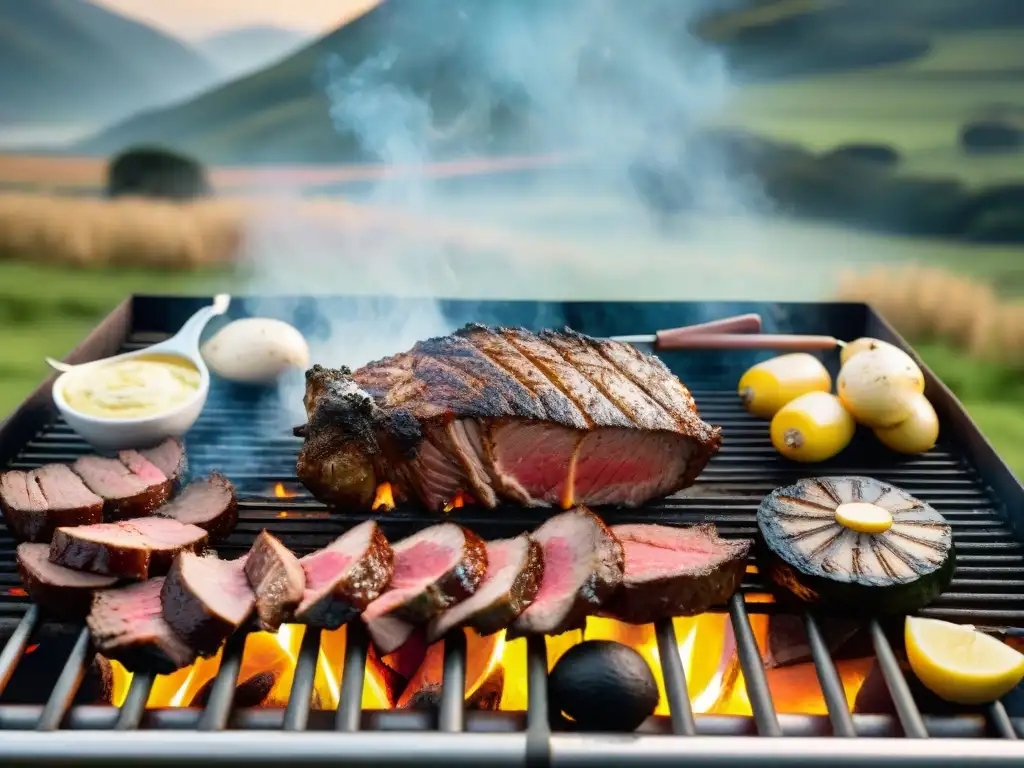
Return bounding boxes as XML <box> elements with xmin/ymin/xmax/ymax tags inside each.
<box><xmin>296</xmin><ymin>325</ymin><xmax>721</xmax><ymax>511</ymax></box>
<box><xmin>16</xmin><ymin>542</ymin><xmax>117</xmax><ymax>620</ymax></box>
<box><xmin>602</xmin><ymin>525</ymin><xmax>752</xmax><ymax>625</ymax></box>
<box><xmin>294</xmin><ymin>523</ymin><xmax>395</xmax><ymax>630</ymax></box>
<box><xmin>468</xmin><ymin>537</ymin><xmax>544</xmax><ymax>636</ymax></box>
<box><xmin>391</xmin><ymin>526</ymin><xmax>488</xmax><ymax>624</ymax></box>
<box><xmin>244</xmin><ymin>530</ymin><xmax>305</xmax><ymax>631</ymax></box>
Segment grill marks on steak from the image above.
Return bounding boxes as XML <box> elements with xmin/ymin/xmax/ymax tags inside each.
<box><xmin>298</xmin><ymin>325</ymin><xmax>721</xmax><ymax>511</ymax></box>
<box><xmin>73</xmin><ymin>455</ymin><xmax>171</xmax><ymax>521</ymax></box>
<box><xmin>508</xmin><ymin>508</ymin><xmax>624</xmax><ymax>638</ymax></box>
<box><xmin>244</xmin><ymin>531</ymin><xmax>305</xmax><ymax>631</ymax></box>
<box><xmin>426</xmin><ymin>534</ymin><xmax>543</xmax><ymax>642</ymax></box>
<box><xmin>603</xmin><ymin>524</ymin><xmax>752</xmax><ymax>624</ymax></box>
<box><xmin>161</xmin><ymin>553</ymin><xmax>254</xmax><ymax>656</ymax></box>
<box><xmin>49</xmin><ymin>516</ymin><xmax>208</xmax><ymax>580</ymax></box>
<box><xmin>0</xmin><ymin>465</ymin><xmax>104</xmax><ymax>542</ymax></box>
<box><xmin>88</xmin><ymin>577</ymin><xmax>197</xmax><ymax>674</ymax></box>
<box><xmin>157</xmin><ymin>473</ymin><xmax>237</xmax><ymax>542</ymax></box>
<box><xmin>294</xmin><ymin>521</ymin><xmax>394</xmax><ymax>630</ymax></box>
<box><xmin>363</xmin><ymin>523</ymin><xmax>487</xmax><ymax>654</ymax></box>
<box><xmin>17</xmin><ymin>542</ymin><xmax>117</xmax><ymax>620</ymax></box>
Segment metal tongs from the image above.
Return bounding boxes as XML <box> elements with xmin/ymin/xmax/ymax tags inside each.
<box><xmin>610</xmin><ymin>313</ymin><xmax>841</xmax><ymax>351</ymax></box>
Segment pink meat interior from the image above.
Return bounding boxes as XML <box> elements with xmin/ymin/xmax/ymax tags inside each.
<box><xmin>527</xmin><ymin>536</ymin><xmax>574</xmax><ymax>606</ymax></box>
<box><xmin>363</xmin><ymin>539</ymin><xmax>454</xmax><ymax>621</ymax></box>
<box><xmin>120</xmin><ymin>451</ymin><xmax>168</xmax><ymax>486</ymax></box>
<box><xmin>491</xmin><ymin>423</ymin><xmax>576</xmax><ymax>502</ymax></box>
<box><xmin>301</xmin><ymin>549</ymin><xmax>356</xmax><ymax>591</ymax></box>
<box><xmin>616</xmin><ymin>527</ymin><xmax>725</xmax><ymax>580</ymax></box>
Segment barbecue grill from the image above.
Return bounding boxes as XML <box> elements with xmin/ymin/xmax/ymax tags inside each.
<box><xmin>0</xmin><ymin>295</ymin><xmax>1022</xmax><ymax>766</ymax></box>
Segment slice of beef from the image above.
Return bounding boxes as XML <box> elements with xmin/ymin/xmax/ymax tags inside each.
<box><xmin>157</xmin><ymin>473</ymin><xmax>238</xmax><ymax>542</ymax></box>
<box><xmin>49</xmin><ymin>516</ymin><xmax>209</xmax><ymax>580</ymax></box>
<box><xmin>161</xmin><ymin>553</ymin><xmax>254</xmax><ymax>656</ymax></box>
<box><xmin>73</xmin><ymin>455</ymin><xmax>171</xmax><ymax>521</ymax></box>
<box><xmin>140</xmin><ymin>437</ymin><xmax>188</xmax><ymax>488</ymax></box>
<box><xmin>507</xmin><ymin>507</ymin><xmax>624</xmax><ymax>638</ymax></box>
<box><xmin>295</xmin><ymin>325</ymin><xmax>721</xmax><ymax>512</ymax></box>
<box><xmin>602</xmin><ymin>524</ymin><xmax>752</xmax><ymax>624</ymax></box>
<box><xmin>426</xmin><ymin>534</ymin><xmax>543</xmax><ymax>643</ymax></box>
<box><xmin>294</xmin><ymin>521</ymin><xmax>394</xmax><ymax>630</ymax></box>
<box><xmin>363</xmin><ymin>523</ymin><xmax>487</xmax><ymax>655</ymax></box>
<box><xmin>16</xmin><ymin>542</ymin><xmax>117</xmax><ymax>620</ymax></box>
<box><xmin>0</xmin><ymin>465</ymin><xmax>104</xmax><ymax>542</ymax></box>
<box><xmin>244</xmin><ymin>530</ymin><xmax>305</xmax><ymax>631</ymax></box>
<box><xmin>87</xmin><ymin>577</ymin><xmax>197</xmax><ymax>674</ymax></box>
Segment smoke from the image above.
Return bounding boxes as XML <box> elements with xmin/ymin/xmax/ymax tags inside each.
<box><xmin>227</xmin><ymin>0</ymin><xmax>754</xmax><ymax>428</ymax></box>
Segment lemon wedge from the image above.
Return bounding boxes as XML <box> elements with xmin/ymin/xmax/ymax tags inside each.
<box><xmin>905</xmin><ymin>616</ymin><xmax>1024</xmax><ymax>704</ymax></box>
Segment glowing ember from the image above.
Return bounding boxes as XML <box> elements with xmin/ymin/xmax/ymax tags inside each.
<box><xmin>372</xmin><ymin>483</ymin><xmax>395</xmax><ymax>512</ymax></box>
<box><xmin>24</xmin><ymin>644</ymin><xmax>38</xmax><ymax>655</ymax></box>
<box><xmin>7</xmin><ymin>587</ymin><xmax>27</xmax><ymax>597</ymax></box>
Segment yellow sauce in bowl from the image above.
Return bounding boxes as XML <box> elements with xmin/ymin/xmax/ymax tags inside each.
<box><xmin>62</xmin><ymin>354</ymin><xmax>201</xmax><ymax>420</ymax></box>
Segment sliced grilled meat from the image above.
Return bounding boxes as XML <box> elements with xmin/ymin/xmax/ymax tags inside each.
<box><xmin>0</xmin><ymin>465</ymin><xmax>104</xmax><ymax>542</ymax></box>
<box><xmin>87</xmin><ymin>577</ymin><xmax>197</xmax><ymax>674</ymax></box>
<box><xmin>73</xmin><ymin>455</ymin><xmax>171</xmax><ymax>521</ymax></box>
<box><xmin>426</xmin><ymin>535</ymin><xmax>543</xmax><ymax>642</ymax></box>
<box><xmin>161</xmin><ymin>553</ymin><xmax>254</xmax><ymax>656</ymax></box>
<box><xmin>140</xmin><ymin>437</ymin><xmax>188</xmax><ymax>488</ymax></box>
<box><xmin>363</xmin><ymin>523</ymin><xmax>487</xmax><ymax>654</ymax></box>
<box><xmin>602</xmin><ymin>524</ymin><xmax>752</xmax><ymax>624</ymax></box>
<box><xmin>16</xmin><ymin>542</ymin><xmax>117</xmax><ymax>620</ymax></box>
<box><xmin>157</xmin><ymin>473</ymin><xmax>237</xmax><ymax>542</ymax></box>
<box><xmin>244</xmin><ymin>530</ymin><xmax>305</xmax><ymax>631</ymax></box>
<box><xmin>49</xmin><ymin>516</ymin><xmax>208</xmax><ymax>580</ymax></box>
<box><xmin>294</xmin><ymin>521</ymin><xmax>394</xmax><ymax>630</ymax></box>
<box><xmin>508</xmin><ymin>508</ymin><xmax>624</xmax><ymax>638</ymax></box>
<box><xmin>296</xmin><ymin>325</ymin><xmax>721</xmax><ymax>512</ymax></box>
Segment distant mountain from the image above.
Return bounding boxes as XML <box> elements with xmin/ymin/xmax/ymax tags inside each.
<box><xmin>199</xmin><ymin>25</ymin><xmax>310</xmax><ymax>80</ymax></box>
<box><xmin>82</xmin><ymin>0</ymin><xmax>1024</xmax><ymax>164</ymax></box>
<box><xmin>0</xmin><ymin>0</ymin><xmax>216</xmax><ymax>125</ymax></box>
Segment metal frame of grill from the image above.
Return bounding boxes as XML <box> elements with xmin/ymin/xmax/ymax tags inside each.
<box><xmin>0</xmin><ymin>296</ymin><xmax>1022</xmax><ymax>766</ymax></box>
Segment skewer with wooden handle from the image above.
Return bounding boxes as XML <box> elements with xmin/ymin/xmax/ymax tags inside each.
<box><xmin>649</xmin><ymin>333</ymin><xmax>842</xmax><ymax>351</ymax></box>
<box><xmin>611</xmin><ymin>313</ymin><xmax>763</xmax><ymax>346</ymax></box>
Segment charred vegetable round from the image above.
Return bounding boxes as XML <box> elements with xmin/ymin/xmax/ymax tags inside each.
<box><xmin>757</xmin><ymin>476</ymin><xmax>955</xmax><ymax>616</ymax></box>
<box><xmin>548</xmin><ymin>640</ymin><xmax>658</xmax><ymax>732</ymax></box>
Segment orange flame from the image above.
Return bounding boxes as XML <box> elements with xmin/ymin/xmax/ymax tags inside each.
<box><xmin>442</xmin><ymin>490</ymin><xmax>471</xmax><ymax>514</ymax></box>
<box><xmin>274</xmin><ymin>482</ymin><xmax>299</xmax><ymax>499</ymax></box>
<box><xmin>7</xmin><ymin>587</ymin><xmax>27</xmax><ymax>597</ymax></box>
<box><xmin>372</xmin><ymin>483</ymin><xmax>395</xmax><ymax>512</ymax></box>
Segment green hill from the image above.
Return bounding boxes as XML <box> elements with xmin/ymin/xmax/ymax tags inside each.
<box><xmin>0</xmin><ymin>0</ymin><xmax>216</xmax><ymax>125</ymax></box>
<box><xmin>78</xmin><ymin>0</ymin><xmax>1024</xmax><ymax>164</ymax></box>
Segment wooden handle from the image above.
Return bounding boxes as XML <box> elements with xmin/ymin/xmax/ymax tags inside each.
<box><xmin>656</xmin><ymin>333</ymin><xmax>841</xmax><ymax>351</ymax></box>
<box><xmin>654</xmin><ymin>314</ymin><xmax>763</xmax><ymax>347</ymax></box>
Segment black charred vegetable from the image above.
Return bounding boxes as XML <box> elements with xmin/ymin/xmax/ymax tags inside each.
<box><xmin>757</xmin><ymin>476</ymin><xmax>955</xmax><ymax>616</ymax></box>
<box><xmin>548</xmin><ymin>640</ymin><xmax>658</xmax><ymax>732</ymax></box>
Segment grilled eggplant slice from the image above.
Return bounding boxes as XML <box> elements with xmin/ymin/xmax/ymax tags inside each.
<box><xmin>757</xmin><ymin>476</ymin><xmax>954</xmax><ymax>616</ymax></box>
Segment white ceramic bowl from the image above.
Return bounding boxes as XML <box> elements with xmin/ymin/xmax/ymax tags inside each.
<box><xmin>52</xmin><ymin>351</ymin><xmax>210</xmax><ymax>453</ymax></box>
<box><xmin>50</xmin><ymin>295</ymin><xmax>228</xmax><ymax>453</ymax></box>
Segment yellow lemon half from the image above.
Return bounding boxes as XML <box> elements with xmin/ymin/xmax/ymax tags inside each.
<box><xmin>905</xmin><ymin>616</ymin><xmax>1024</xmax><ymax>705</ymax></box>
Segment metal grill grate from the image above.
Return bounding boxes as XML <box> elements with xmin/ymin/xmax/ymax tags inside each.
<box><xmin>0</xmin><ymin>297</ymin><xmax>1022</xmax><ymax>765</ymax></box>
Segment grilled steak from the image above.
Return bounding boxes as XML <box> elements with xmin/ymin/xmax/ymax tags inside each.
<box><xmin>363</xmin><ymin>523</ymin><xmax>487</xmax><ymax>654</ymax></box>
<box><xmin>294</xmin><ymin>521</ymin><xmax>394</xmax><ymax>630</ymax></box>
<box><xmin>49</xmin><ymin>516</ymin><xmax>208</xmax><ymax>580</ymax></box>
<box><xmin>508</xmin><ymin>507</ymin><xmax>624</xmax><ymax>638</ymax></box>
<box><xmin>87</xmin><ymin>577</ymin><xmax>197</xmax><ymax>674</ymax></box>
<box><xmin>162</xmin><ymin>553</ymin><xmax>254</xmax><ymax>656</ymax></box>
<box><xmin>73</xmin><ymin>455</ymin><xmax>171</xmax><ymax>521</ymax></box>
<box><xmin>157</xmin><ymin>473</ymin><xmax>237</xmax><ymax>542</ymax></box>
<box><xmin>244</xmin><ymin>530</ymin><xmax>305</xmax><ymax>631</ymax></box>
<box><xmin>602</xmin><ymin>523</ymin><xmax>752</xmax><ymax>624</ymax></box>
<box><xmin>426</xmin><ymin>535</ymin><xmax>543</xmax><ymax>642</ymax></box>
<box><xmin>140</xmin><ymin>437</ymin><xmax>188</xmax><ymax>488</ymax></box>
<box><xmin>0</xmin><ymin>465</ymin><xmax>104</xmax><ymax>542</ymax></box>
<box><xmin>296</xmin><ymin>325</ymin><xmax>721</xmax><ymax>512</ymax></box>
<box><xmin>16</xmin><ymin>542</ymin><xmax>117</xmax><ymax>620</ymax></box>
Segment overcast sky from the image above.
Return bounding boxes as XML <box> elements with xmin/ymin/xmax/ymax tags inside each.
<box><xmin>94</xmin><ymin>0</ymin><xmax>382</xmax><ymax>37</ymax></box>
